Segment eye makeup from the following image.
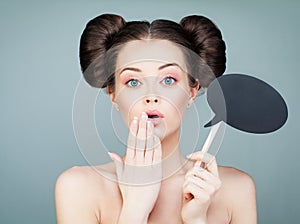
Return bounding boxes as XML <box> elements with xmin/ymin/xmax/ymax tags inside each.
<box><xmin>161</xmin><ymin>76</ymin><xmax>177</xmax><ymax>86</ymax></box>
<box><xmin>119</xmin><ymin>64</ymin><xmax>184</xmax><ymax>88</ymax></box>
<box><xmin>120</xmin><ymin>73</ymin><xmax>139</xmax><ymax>85</ymax></box>
<box><xmin>126</xmin><ymin>79</ymin><xmax>141</xmax><ymax>87</ymax></box>
<box><xmin>159</xmin><ymin>70</ymin><xmax>180</xmax><ymax>86</ymax></box>
<box><xmin>159</xmin><ymin>67</ymin><xmax>181</xmax><ymax>80</ymax></box>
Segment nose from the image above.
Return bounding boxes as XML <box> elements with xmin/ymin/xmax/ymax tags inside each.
<box><xmin>144</xmin><ymin>95</ymin><xmax>160</xmax><ymax>104</ymax></box>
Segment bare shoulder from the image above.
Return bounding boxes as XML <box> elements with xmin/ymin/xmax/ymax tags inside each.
<box><xmin>55</xmin><ymin>163</ymin><xmax>116</xmax><ymax>189</ymax></box>
<box><xmin>55</xmin><ymin>164</ymin><xmax>117</xmax><ymax>199</ymax></box>
<box><xmin>217</xmin><ymin>166</ymin><xmax>257</xmax><ymax>224</ymax></box>
<box><xmin>55</xmin><ymin>164</ymin><xmax>115</xmax><ymax>223</ymax></box>
<box><xmin>218</xmin><ymin>166</ymin><xmax>256</xmax><ymax>194</ymax></box>
<box><xmin>218</xmin><ymin>166</ymin><xmax>255</xmax><ymax>183</ymax></box>
<box><xmin>55</xmin><ymin>166</ymin><xmax>103</xmax><ymax>193</ymax></box>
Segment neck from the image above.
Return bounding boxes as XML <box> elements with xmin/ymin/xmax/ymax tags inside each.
<box><xmin>160</xmin><ymin>129</ymin><xmax>191</xmax><ymax>180</ymax></box>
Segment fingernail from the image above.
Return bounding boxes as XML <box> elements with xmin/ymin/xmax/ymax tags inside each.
<box><xmin>132</xmin><ymin>117</ymin><xmax>138</xmax><ymax>124</ymax></box>
<box><xmin>141</xmin><ymin>112</ymin><xmax>147</xmax><ymax>121</ymax></box>
<box><xmin>186</xmin><ymin>153</ymin><xmax>193</xmax><ymax>159</ymax></box>
<box><xmin>107</xmin><ymin>152</ymin><xmax>114</xmax><ymax>160</ymax></box>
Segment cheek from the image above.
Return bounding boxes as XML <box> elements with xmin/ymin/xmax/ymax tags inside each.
<box><xmin>173</xmin><ymin>90</ymin><xmax>189</xmax><ymax>108</ymax></box>
<box><xmin>113</xmin><ymin>84</ymin><xmax>190</xmax><ymax>127</ymax></box>
<box><xmin>161</xmin><ymin>87</ymin><xmax>189</xmax><ymax>115</ymax></box>
<box><xmin>166</xmin><ymin>93</ymin><xmax>189</xmax><ymax>124</ymax></box>
<box><xmin>114</xmin><ymin>88</ymin><xmax>145</xmax><ymax>124</ymax></box>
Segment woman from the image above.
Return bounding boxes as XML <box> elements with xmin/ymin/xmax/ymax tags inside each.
<box><xmin>55</xmin><ymin>14</ymin><xmax>257</xmax><ymax>224</ymax></box>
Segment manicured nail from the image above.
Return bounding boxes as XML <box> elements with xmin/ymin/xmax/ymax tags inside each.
<box><xmin>141</xmin><ymin>112</ymin><xmax>147</xmax><ymax>121</ymax></box>
<box><xmin>132</xmin><ymin>117</ymin><xmax>138</xmax><ymax>124</ymax></box>
<box><xmin>186</xmin><ymin>153</ymin><xmax>193</xmax><ymax>159</ymax></box>
<box><xmin>107</xmin><ymin>152</ymin><xmax>114</xmax><ymax>160</ymax></box>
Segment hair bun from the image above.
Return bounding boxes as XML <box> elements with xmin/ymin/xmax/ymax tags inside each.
<box><xmin>180</xmin><ymin>15</ymin><xmax>226</xmax><ymax>79</ymax></box>
<box><xmin>79</xmin><ymin>14</ymin><xmax>126</xmax><ymax>88</ymax></box>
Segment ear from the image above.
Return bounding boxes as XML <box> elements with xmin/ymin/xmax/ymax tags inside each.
<box><xmin>189</xmin><ymin>81</ymin><xmax>200</xmax><ymax>100</ymax></box>
<box><xmin>106</xmin><ymin>86</ymin><xmax>116</xmax><ymax>103</ymax></box>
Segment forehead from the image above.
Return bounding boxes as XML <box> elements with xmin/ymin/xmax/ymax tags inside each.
<box><xmin>115</xmin><ymin>39</ymin><xmax>187</xmax><ymax>71</ymax></box>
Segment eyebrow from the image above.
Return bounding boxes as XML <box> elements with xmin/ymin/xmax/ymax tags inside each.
<box><xmin>158</xmin><ymin>63</ymin><xmax>183</xmax><ymax>71</ymax></box>
<box><xmin>119</xmin><ymin>63</ymin><xmax>183</xmax><ymax>75</ymax></box>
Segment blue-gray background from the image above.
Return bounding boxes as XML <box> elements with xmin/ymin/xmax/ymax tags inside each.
<box><xmin>1</xmin><ymin>0</ymin><xmax>299</xmax><ymax>223</ymax></box>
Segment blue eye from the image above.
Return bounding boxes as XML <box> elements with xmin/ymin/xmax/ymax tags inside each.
<box><xmin>162</xmin><ymin>77</ymin><xmax>176</xmax><ymax>85</ymax></box>
<box><xmin>126</xmin><ymin>79</ymin><xmax>140</xmax><ymax>87</ymax></box>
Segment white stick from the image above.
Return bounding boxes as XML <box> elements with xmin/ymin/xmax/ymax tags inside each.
<box><xmin>195</xmin><ymin>122</ymin><xmax>223</xmax><ymax>167</ymax></box>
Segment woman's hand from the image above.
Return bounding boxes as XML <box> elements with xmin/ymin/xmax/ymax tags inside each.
<box><xmin>108</xmin><ymin>112</ymin><xmax>162</xmax><ymax>223</ymax></box>
<box><xmin>181</xmin><ymin>152</ymin><xmax>222</xmax><ymax>224</ymax></box>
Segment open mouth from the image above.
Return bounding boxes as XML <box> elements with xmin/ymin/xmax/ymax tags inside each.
<box><xmin>146</xmin><ymin>110</ymin><xmax>164</xmax><ymax>126</ymax></box>
<box><xmin>147</xmin><ymin>114</ymin><xmax>160</xmax><ymax>119</ymax></box>
<box><xmin>146</xmin><ymin>110</ymin><xmax>164</xmax><ymax>119</ymax></box>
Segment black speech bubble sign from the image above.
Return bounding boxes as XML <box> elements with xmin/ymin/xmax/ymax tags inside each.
<box><xmin>204</xmin><ymin>74</ymin><xmax>288</xmax><ymax>134</ymax></box>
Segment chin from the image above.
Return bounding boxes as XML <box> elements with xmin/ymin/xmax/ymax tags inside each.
<box><xmin>154</xmin><ymin>124</ymin><xmax>179</xmax><ymax>142</ymax></box>
<box><xmin>153</xmin><ymin>125</ymin><xmax>166</xmax><ymax>141</ymax></box>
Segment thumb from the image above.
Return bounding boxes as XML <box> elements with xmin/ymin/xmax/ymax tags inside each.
<box><xmin>108</xmin><ymin>152</ymin><xmax>123</xmax><ymax>178</ymax></box>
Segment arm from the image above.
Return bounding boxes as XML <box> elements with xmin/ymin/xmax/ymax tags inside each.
<box><xmin>55</xmin><ymin>167</ymin><xmax>100</xmax><ymax>224</ymax></box>
<box><xmin>181</xmin><ymin>152</ymin><xmax>222</xmax><ymax>224</ymax></box>
<box><xmin>229</xmin><ymin>171</ymin><xmax>257</xmax><ymax>224</ymax></box>
<box><xmin>108</xmin><ymin>114</ymin><xmax>162</xmax><ymax>224</ymax></box>
<box><xmin>117</xmin><ymin>206</ymin><xmax>148</xmax><ymax>224</ymax></box>
<box><xmin>55</xmin><ymin>166</ymin><xmax>149</xmax><ymax>224</ymax></box>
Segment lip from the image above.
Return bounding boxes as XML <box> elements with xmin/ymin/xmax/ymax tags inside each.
<box><xmin>146</xmin><ymin>110</ymin><xmax>164</xmax><ymax>126</ymax></box>
<box><xmin>146</xmin><ymin>110</ymin><xmax>165</xmax><ymax>118</ymax></box>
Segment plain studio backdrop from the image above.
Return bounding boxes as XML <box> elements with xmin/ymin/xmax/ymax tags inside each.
<box><xmin>0</xmin><ymin>0</ymin><xmax>299</xmax><ymax>223</ymax></box>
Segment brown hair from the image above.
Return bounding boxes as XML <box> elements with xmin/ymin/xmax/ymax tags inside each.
<box><xmin>79</xmin><ymin>14</ymin><xmax>226</xmax><ymax>92</ymax></box>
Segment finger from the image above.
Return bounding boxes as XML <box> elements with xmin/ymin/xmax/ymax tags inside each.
<box><xmin>152</xmin><ymin>135</ymin><xmax>162</xmax><ymax>164</ymax></box>
<box><xmin>182</xmin><ymin>187</ymin><xmax>194</xmax><ymax>201</ymax></box>
<box><xmin>183</xmin><ymin>180</ymin><xmax>206</xmax><ymax>200</ymax></box>
<box><xmin>192</xmin><ymin>152</ymin><xmax>216</xmax><ymax>170</ymax></box>
<box><xmin>182</xmin><ymin>178</ymin><xmax>195</xmax><ymax>200</ymax></box>
<box><xmin>186</xmin><ymin>169</ymin><xmax>222</xmax><ymax>194</ymax></box>
<box><xmin>206</xmin><ymin>156</ymin><xmax>219</xmax><ymax>178</ymax></box>
<box><xmin>185</xmin><ymin>166</ymin><xmax>218</xmax><ymax>185</ymax></box>
<box><xmin>135</xmin><ymin>112</ymin><xmax>148</xmax><ymax>164</ymax></box>
<box><xmin>185</xmin><ymin>175</ymin><xmax>215</xmax><ymax>195</ymax></box>
<box><xmin>144</xmin><ymin>121</ymin><xmax>154</xmax><ymax>166</ymax></box>
<box><xmin>183</xmin><ymin>182</ymin><xmax>210</xmax><ymax>202</ymax></box>
<box><xmin>125</xmin><ymin>117</ymin><xmax>138</xmax><ymax>163</ymax></box>
<box><xmin>187</xmin><ymin>151</ymin><xmax>214</xmax><ymax>163</ymax></box>
<box><xmin>185</xmin><ymin>166</ymin><xmax>206</xmax><ymax>179</ymax></box>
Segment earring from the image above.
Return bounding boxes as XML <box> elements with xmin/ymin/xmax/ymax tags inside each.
<box><xmin>187</xmin><ymin>100</ymin><xmax>193</xmax><ymax>108</ymax></box>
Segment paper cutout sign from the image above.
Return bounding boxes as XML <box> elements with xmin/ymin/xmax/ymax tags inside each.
<box><xmin>204</xmin><ymin>74</ymin><xmax>288</xmax><ymax>134</ymax></box>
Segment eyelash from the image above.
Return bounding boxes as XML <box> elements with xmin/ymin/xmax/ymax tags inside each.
<box><xmin>161</xmin><ymin>76</ymin><xmax>177</xmax><ymax>86</ymax></box>
<box><xmin>124</xmin><ymin>75</ymin><xmax>178</xmax><ymax>88</ymax></box>
<box><xmin>125</xmin><ymin>79</ymin><xmax>141</xmax><ymax>87</ymax></box>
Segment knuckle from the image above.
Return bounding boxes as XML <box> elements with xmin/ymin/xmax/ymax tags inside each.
<box><xmin>196</xmin><ymin>193</ymin><xmax>210</xmax><ymax>202</ymax></box>
<box><xmin>208</xmin><ymin>185</ymin><xmax>216</xmax><ymax>194</ymax></box>
<box><xmin>205</xmin><ymin>194</ymin><xmax>211</xmax><ymax>202</ymax></box>
<box><xmin>194</xmin><ymin>166</ymin><xmax>205</xmax><ymax>174</ymax></box>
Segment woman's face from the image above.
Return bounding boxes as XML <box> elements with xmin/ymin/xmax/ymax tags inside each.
<box><xmin>108</xmin><ymin>39</ymin><xmax>198</xmax><ymax>140</ymax></box>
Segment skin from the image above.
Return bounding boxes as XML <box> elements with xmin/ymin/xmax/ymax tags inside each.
<box><xmin>55</xmin><ymin>39</ymin><xmax>257</xmax><ymax>224</ymax></box>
